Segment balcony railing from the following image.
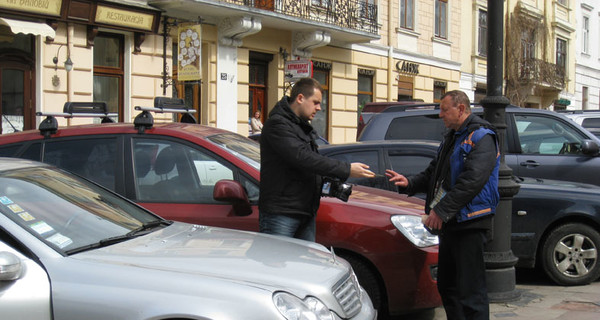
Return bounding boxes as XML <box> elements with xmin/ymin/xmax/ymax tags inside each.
<box><xmin>519</xmin><ymin>58</ymin><xmax>565</xmax><ymax>89</ymax></box>
<box><xmin>220</xmin><ymin>0</ymin><xmax>378</xmax><ymax>34</ymax></box>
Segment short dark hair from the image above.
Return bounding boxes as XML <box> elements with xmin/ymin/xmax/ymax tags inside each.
<box><xmin>441</xmin><ymin>90</ymin><xmax>471</xmax><ymax>112</ymax></box>
<box><xmin>290</xmin><ymin>78</ymin><xmax>323</xmax><ymax>102</ymax></box>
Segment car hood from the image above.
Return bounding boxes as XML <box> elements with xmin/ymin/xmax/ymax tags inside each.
<box><xmin>323</xmin><ymin>184</ymin><xmax>425</xmax><ymax>215</ymax></box>
<box><xmin>45</xmin><ymin>223</ymin><xmax>351</xmax><ymax>300</ymax></box>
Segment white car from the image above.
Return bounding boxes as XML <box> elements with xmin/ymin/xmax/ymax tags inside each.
<box><xmin>0</xmin><ymin>158</ymin><xmax>375</xmax><ymax>320</ymax></box>
<box><xmin>563</xmin><ymin>110</ymin><xmax>600</xmax><ymax>137</ymax></box>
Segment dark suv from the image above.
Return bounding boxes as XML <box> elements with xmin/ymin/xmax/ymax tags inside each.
<box><xmin>358</xmin><ymin>104</ymin><xmax>600</xmax><ymax>186</ymax></box>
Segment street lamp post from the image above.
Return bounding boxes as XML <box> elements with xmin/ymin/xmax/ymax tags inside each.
<box><xmin>480</xmin><ymin>0</ymin><xmax>521</xmax><ymax>302</ymax></box>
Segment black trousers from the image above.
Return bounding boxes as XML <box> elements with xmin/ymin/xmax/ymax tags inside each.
<box><xmin>437</xmin><ymin>229</ymin><xmax>489</xmax><ymax>320</ymax></box>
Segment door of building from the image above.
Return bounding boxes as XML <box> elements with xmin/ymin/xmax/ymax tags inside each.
<box><xmin>249</xmin><ymin>52</ymin><xmax>272</xmax><ymax>132</ymax></box>
<box><xmin>0</xmin><ymin>56</ymin><xmax>34</xmax><ymax>133</ymax></box>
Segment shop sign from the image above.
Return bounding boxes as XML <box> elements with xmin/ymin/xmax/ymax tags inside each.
<box><xmin>285</xmin><ymin>59</ymin><xmax>313</xmax><ymax>81</ymax></box>
<box><xmin>0</xmin><ymin>0</ymin><xmax>62</xmax><ymax>16</ymax></box>
<box><xmin>177</xmin><ymin>23</ymin><xmax>202</xmax><ymax>81</ymax></box>
<box><xmin>396</xmin><ymin>60</ymin><xmax>419</xmax><ymax>75</ymax></box>
<box><xmin>95</xmin><ymin>5</ymin><xmax>155</xmax><ymax>31</ymax></box>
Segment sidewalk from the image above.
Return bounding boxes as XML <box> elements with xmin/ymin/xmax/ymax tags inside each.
<box><xmin>391</xmin><ymin>269</ymin><xmax>600</xmax><ymax>320</ymax></box>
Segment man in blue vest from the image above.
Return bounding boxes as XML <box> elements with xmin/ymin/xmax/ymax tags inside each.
<box><xmin>386</xmin><ymin>90</ymin><xmax>500</xmax><ymax>320</ymax></box>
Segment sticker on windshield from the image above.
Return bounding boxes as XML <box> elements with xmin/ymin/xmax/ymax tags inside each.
<box><xmin>18</xmin><ymin>212</ymin><xmax>35</xmax><ymax>222</ymax></box>
<box><xmin>7</xmin><ymin>203</ymin><xmax>24</xmax><ymax>213</ymax></box>
<box><xmin>47</xmin><ymin>233</ymin><xmax>73</xmax><ymax>249</ymax></box>
<box><xmin>0</xmin><ymin>196</ymin><xmax>13</xmax><ymax>205</ymax></box>
<box><xmin>30</xmin><ymin>221</ymin><xmax>54</xmax><ymax>235</ymax></box>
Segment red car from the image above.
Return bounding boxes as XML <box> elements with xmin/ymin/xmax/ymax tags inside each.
<box><xmin>0</xmin><ymin>101</ymin><xmax>440</xmax><ymax>317</ymax></box>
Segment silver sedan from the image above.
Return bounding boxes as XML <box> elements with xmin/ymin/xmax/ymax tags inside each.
<box><xmin>0</xmin><ymin>158</ymin><xmax>375</xmax><ymax>320</ymax></box>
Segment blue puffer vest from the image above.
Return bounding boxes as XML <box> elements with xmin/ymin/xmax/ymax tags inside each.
<box><xmin>450</xmin><ymin>127</ymin><xmax>500</xmax><ymax>222</ymax></box>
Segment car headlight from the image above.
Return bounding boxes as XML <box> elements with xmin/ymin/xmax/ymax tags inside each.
<box><xmin>391</xmin><ymin>215</ymin><xmax>439</xmax><ymax>247</ymax></box>
<box><xmin>273</xmin><ymin>292</ymin><xmax>334</xmax><ymax>320</ymax></box>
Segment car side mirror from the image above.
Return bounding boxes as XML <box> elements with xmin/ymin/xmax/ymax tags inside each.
<box><xmin>581</xmin><ymin>140</ymin><xmax>600</xmax><ymax>156</ymax></box>
<box><xmin>213</xmin><ymin>180</ymin><xmax>252</xmax><ymax>216</ymax></box>
<box><xmin>0</xmin><ymin>251</ymin><xmax>22</xmax><ymax>281</ymax></box>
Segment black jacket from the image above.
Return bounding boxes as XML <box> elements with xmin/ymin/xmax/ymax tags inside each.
<box><xmin>401</xmin><ymin>114</ymin><xmax>497</xmax><ymax>233</ymax></box>
<box><xmin>259</xmin><ymin>96</ymin><xmax>350</xmax><ymax>217</ymax></box>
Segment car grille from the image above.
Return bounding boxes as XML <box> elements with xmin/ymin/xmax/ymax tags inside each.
<box><xmin>333</xmin><ymin>272</ymin><xmax>362</xmax><ymax>317</ymax></box>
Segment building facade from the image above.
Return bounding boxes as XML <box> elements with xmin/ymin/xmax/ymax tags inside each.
<box><xmin>574</xmin><ymin>0</ymin><xmax>600</xmax><ymax>110</ymax></box>
<box><xmin>459</xmin><ymin>0</ymin><xmax>577</xmax><ymax>110</ymax></box>
<box><xmin>0</xmin><ymin>0</ymin><xmax>164</xmax><ymax>134</ymax></box>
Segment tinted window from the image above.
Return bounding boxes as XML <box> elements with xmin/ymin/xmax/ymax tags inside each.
<box><xmin>326</xmin><ymin>150</ymin><xmax>387</xmax><ymax>189</ymax></box>
<box><xmin>385</xmin><ymin>115</ymin><xmax>446</xmax><ymax>141</ymax></box>
<box><xmin>388</xmin><ymin>153</ymin><xmax>433</xmax><ymax>176</ymax></box>
<box><xmin>581</xmin><ymin>117</ymin><xmax>600</xmax><ymax>129</ymax></box>
<box><xmin>515</xmin><ymin>115</ymin><xmax>588</xmax><ymax>155</ymax></box>
<box><xmin>0</xmin><ymin>144</ymin><xmax>21</xmax><ymax>157</ymax></box>
<box><xmin>20</xmin><ymin>143</ymin><xmax>41</xmax><ymax>161</ymax></box>
<box><xmin>133</xmin><ymin>139</ymin><xmax>233</xmax><ymax>203</ymax></box>
<box><xmin>44</xmin><ymin>139</ymin><xmax>117</xmax><ymax>190</ymax></box>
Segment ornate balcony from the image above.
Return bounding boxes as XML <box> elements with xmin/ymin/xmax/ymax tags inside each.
<box><xmin>519</xmin><ymin>58</ymin><xmax>565</xmax><ymax>89</ymax></box>
<box><xmin>150</xmin><ymin>0</ymin><xmax>379</xmax><ymax>44</ymax></box>
<box><xmin>225</xmin><ymin>0</ymin><xmax>378</xmax><ymax>34</ymax></box>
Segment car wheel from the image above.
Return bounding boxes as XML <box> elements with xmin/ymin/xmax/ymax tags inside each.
<box><xmin>541</xmin><ymin>223</ymin><xmax>600</xmax><ymax>286</ymax></box>
<box><xmin>337</xmin><ymin>253</ymin><xmax>386</xmax><ymax>315</ymax></box>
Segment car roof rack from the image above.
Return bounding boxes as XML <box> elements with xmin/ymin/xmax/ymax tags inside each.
<box><xmin>37</xmin><ymin>102</ymin><xmax>116</xmax><ymax>138</ymax></box>
<box><xmin>134</xmin><ymin>97</ymin><xmax>197</xmax><ymax>133</ymax></box>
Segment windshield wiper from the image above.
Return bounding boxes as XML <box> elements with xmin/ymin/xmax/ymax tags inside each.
<box><xmin>65</xmin><ymin>219</ymin><xmax>172</xmax><ymax>255</ymax></box>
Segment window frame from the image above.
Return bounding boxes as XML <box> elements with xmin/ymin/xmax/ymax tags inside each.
<box><xmin>400</xmin><ymin>0</ymin><xmax>414</xmax><ymax>30</ymax></box>
<box><xmin>434</xmin><ymin>0</ymin><xmax>448</xmax><ymax>39</ymax></box>
<box><xmin>93</xmin><ymin>33</ymin><xmax>125</xmax><ymax>122</ymax></box>
<box><xmin>582</xmin><ymin>16</ymin><xmax>589</xmax><ymax>55</ymax></box>
<box><xmin>556</xmin><ymin>38</ymin><xmax>567</xmax><ymax>76</ymax></box>
<box><xmin>478</xmin><ymin>9</ymin><xmax>488</xmax><ymax>57</ymax></box>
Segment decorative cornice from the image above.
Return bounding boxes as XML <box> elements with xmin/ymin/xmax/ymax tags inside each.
<box><xmin>292</xmin><ymin>31</ymin><xmax>330</xmax><ymax>58</ymax></box>
<box><xmin>218</xmin><ymin>16</ymin><xmax>261</xmax><ymax>47</ymax></box>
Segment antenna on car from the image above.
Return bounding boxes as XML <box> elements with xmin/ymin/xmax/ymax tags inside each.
<box><xmin>37</xmin><ymin>102</ymin><xmax>116</xmax><ymax>138</ymax></box>
<box><xmin>134</xmin><ymin>97</ymin><xmax>197</xmax><ymax>134</ymax></box>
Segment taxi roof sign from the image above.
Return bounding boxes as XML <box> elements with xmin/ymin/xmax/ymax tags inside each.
<box><xmin>284</xmin><ymin>59</ymin><xmax>313</xmax><ymax>82</ymax></box>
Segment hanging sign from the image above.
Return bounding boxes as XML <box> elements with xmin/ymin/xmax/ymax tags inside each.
<box><xmin>284</xmin><ymin>59</ymin><xmax>313</xmax><ymax>82</ymax></box>
<box><xmin>177</xmin><ymin>23</ymin><xmax>202</xmax><ymax>81</ymax></box>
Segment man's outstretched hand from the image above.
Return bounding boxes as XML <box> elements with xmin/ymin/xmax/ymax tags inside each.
<box><xmin>350</xmin><ymin>163</ymin><xmax>376</xmax><ymax>178</ymax></box>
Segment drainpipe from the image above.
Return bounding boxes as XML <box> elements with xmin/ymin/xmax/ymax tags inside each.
<box><xmin>67</xmin><ymin>22</ymin><xmax>74</xmax><ymax>125</ymax></box>
<box><xmin>387</xmin><ymin>1</ymin><xmax>394</xmax><ymax>101</ymax></box>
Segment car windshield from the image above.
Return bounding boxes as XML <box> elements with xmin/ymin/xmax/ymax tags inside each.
<box><xmin>0</xmin><ymin>166</ymin><xmax>161</xmax><ymax>254</ymax></box>
<box><xmin>207</xmin><ymin>133</ymin><xmax>261</xmax><ymax>170</ymax></box>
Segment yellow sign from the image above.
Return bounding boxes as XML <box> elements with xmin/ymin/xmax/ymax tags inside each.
<box><xmin>177</xmin><ymin>23</ymin><xmax>202</xmax><ymax>81</ymax></box>
<box><xmin>0</xmin><ymin>0</ymin><xmax>62</xmax><ymax>16</ymax></box>
<box><xmin>95</xmin><ymin>5</ymin><xmax>154</xmax><ymax>31</ymax></box>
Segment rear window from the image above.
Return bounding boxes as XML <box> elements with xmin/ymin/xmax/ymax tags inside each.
<box><xmin>385</xmin><ymin>115</ymin><xmax>446</xmax><ymax>141</ymax></box>
<box><xmin>581</xmin><ymin>117</ymin><xmax>600</xmax><ymax>129</ymax></box>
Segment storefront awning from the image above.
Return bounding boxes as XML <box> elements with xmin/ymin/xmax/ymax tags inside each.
<box><xmin>0</xmin><ymin>17</ymin><xmax>55</xmax><ymax>38</ymax></box>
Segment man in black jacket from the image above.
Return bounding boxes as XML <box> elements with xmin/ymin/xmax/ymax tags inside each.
<box><xmin>386</xmin><ymin>90</ymin><xmax>500</xmax><ymax>320</ymax></box>
<box><xmin>259</xmin><ymin>78</ymin><xmax>375</xmax><ymax>241</ymax></box>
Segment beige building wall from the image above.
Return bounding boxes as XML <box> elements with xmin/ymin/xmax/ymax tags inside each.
<box><xmin>42</xmin><ymin>22</ymin><xmax>167</xmax><ymax>126</ymax></box>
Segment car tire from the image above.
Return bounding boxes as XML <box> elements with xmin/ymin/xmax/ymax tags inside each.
<box><xmin>338</xmin><ymin>253</ymin><xmax>386</xmax><ymax>315</ymax></box>
<box><xmin>540</xmin><ymin>223</ymin><xmax>600</xmax><ymax>286</ymax></box>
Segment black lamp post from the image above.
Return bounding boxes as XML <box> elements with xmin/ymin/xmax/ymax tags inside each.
<box><xmin>480</xmin><ymin>0</ymin><xmax>521</xmax><ymax>302</ymax></box>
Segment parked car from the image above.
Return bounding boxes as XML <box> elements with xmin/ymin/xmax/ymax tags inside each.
<box><xmin>561</xmin><ymin>110</ymin><xmax>600</xmax><ymax>138</ymax></box>
<box><xmin>248</xmin><ymin>132</ymin><xmax>329</xmax><ymax>145</ymax></box>
<box><xmin>358</xmin><ymin>104</ymin><xmax>600</xmax><ymax>186</ymax></box>
<box><xmin>319</xmin><ymin>140</ymin><xmax>600</xmax><ymax>286</ymax></box>
<box><xmin>357</xmin><ymin>100</ymin><xmax>427</xmax><ymax>139</ymax></box>
<box><xmin>0</xmin><ymin>100</ymin><xmax>441</xmax><ymax>317</ymax></box>
<box><xmin>0</xmin><ymin>157</ymin><xmax>376</xmax><ymax>320</ymax></box>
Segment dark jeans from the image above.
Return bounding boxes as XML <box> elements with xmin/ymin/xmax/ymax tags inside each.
<box><xmin>258</xmin><ymin>211</ymin><xmax>316</xmax><ymax>242</ymax></box>
<box><xmin>437</xmin><ymin>229</ymin><xmax>489</xmax><ymax>320</ymax></box>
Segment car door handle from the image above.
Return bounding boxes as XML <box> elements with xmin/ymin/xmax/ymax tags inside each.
<box><xmin>519</xmin><ymin>160</ymin><xmax>540</xmax><ymax>167</ymax></box>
